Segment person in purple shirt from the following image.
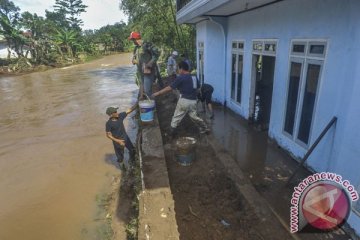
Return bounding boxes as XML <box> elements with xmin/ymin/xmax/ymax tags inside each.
<box><xmin>151</xmin><ymin>61</ymin><xmax>209</xmax><ymax>136</ymax></box>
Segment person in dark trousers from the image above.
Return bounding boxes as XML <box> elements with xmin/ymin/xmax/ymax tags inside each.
<box><xmin>128</xmin><ymin>31</ymin><xmax>162</xmax><ymax>98</ymax></box>
<box><xmin>151</xmin><ymin>61</ymin><xmax>210</xmax><ymax>136</ymax></box>
<box><xmin>198</xmin><ymin>83</ymin><xmax>214</xmax><ymax>119</ymax></box>
<box><xmin>105</xmin><ymin>103</ymin><xmax>137</xmax><ymax>170</ymax></box>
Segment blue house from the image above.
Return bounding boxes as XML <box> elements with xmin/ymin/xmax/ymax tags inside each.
<box><xmin>176</xmin><ymin>0</ymin><xmax>360</xmax><ymax>235</ymax></box>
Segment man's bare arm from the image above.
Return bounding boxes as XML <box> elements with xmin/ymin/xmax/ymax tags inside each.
<box><xmin>126</xmin><ymin>102</ymin><xmax>138</xmax><ymax>115</ymax></box>
<box><xmin>106</xmin><ymin>132</ymin><xmax>125</xmax><ymax>146</ymax></box>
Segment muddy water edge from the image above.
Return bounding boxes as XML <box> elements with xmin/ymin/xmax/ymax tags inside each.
<box><xmin>0</xmin><ymin>53</ymin><xmax>138</xmax><ymax>240</ymax></box>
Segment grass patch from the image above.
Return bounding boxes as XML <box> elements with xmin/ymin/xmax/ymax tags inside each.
<box><xmin>123</xmin><ymin>155</ymin><xmax>142</xmax><ymax>240</ymax></box>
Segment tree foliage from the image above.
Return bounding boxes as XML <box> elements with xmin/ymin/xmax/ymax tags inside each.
<box><xmin>53</xmin><ymin>0</ymin><xmax>87</xmax><ymax>30</ymax></box>
<box><xmin>120</xmin><ymin>0</ymin><xmax>196</xmax><ymax>62</ymax></box>
<box><xmin>0</xmin><ymin>0</ymin><xmax>129</xmax><ymax>70</ymax></box>
<box><xmin>0</xmin><ymin>0</ymin><xmax>29</xmax><ymax>58</ymax></box>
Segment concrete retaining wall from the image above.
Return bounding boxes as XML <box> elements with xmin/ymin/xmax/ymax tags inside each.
<box><xmin>138</xmin><ymin>115</ymin><xmax>180</xmax><ymax>240</ymax></box>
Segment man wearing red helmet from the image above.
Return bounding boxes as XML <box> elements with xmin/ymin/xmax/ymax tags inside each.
<box><xmin>128</xmin><ymin>31</ymin><xmax>160</xmax><ymax>99</ymax></box>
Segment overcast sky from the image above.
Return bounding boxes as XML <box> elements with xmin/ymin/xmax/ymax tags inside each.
<box><xmin>15</xmin><ymin>0</ymin><xmax>128</xmax><ymax>30</ymax></box>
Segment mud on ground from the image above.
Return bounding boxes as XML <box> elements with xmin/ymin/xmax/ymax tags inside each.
<box><xmin>155</xmin><ymin>87</ymin><xmax>272</xmax><ymax>240</ymax></box>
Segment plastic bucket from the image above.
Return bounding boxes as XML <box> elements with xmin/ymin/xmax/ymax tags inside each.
<box><xmin>175</xmin><ymin>137</ymin><xmax>197</xmax><ymax>166</ymax></box>
<box><xmin>139</xmin><ymin>100</ymin><xmax>155</xmax><ymax>122</ymax></box>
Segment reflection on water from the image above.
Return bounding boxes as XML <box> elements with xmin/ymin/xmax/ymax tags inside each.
<box><xmin>211</xmin><ymin>106</ymin><xmax>302</xmax><ymax>223</ymax></box>
<box><xmin>0</xmin><ymin>54</ymin><xmax>138</xmax><ymax>240</ymax></box>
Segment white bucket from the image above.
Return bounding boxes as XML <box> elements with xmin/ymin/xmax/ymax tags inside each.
<box><xmin>139</xmin><ymin>100</ymin><xmax>155</xmax><ymax>122</ymax></box>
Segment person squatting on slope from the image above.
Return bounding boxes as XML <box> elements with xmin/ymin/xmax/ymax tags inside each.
<box><xmin>151</xmin><ymin>61</ymin><xmax>210</xmax><ymax>136</ymax></box>
<box><xmin>198</xmin><ymin>83</ymin><xmax>214</xmax><ymax>119</ymax></box>
<box><xmin>128</xmin><ymin>31</ymin><xmax>161</xmax><ymax>99</ymax></box>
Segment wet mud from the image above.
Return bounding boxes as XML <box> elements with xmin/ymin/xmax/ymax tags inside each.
<box><xmin>155</xmin><ymin>77</ymin><xmax>353</xmax><ymax>240</ymax></box>
<box><xmin>211</xmin><ymin>107</ymin><xmax>353</xmax><ymax>240</ymax></box>
<box><xmin>156</xmin><ymin>84</ymin><xmax>271</xmax><ymax>240</ymax></box>
<box><xmin>0</xmin><ymin>53</ymin><xmax>137</xmax><ymax>240</ymax></box>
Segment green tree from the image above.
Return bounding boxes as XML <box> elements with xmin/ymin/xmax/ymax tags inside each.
<box><xmin>54</xmin><ymin>28</ymin><xmax>79</xmax><ymax>57</ymax></box>
<box><xmin>45</xmin><ymin>10</ymin><xmax>69</xmax><ymax>30</ymax></box>
<box><xmin>0</xmin><ymin>0</ymin><xmax>29</xmax><ymax>58</ymax></box>
<box><xmin>53</xmin><ymin>0</ymin><xmax>87</xmax><ymax>30</ymax></box>
<box><xmin>20</xmin><ymin>12</ymin><xmax>56</xmax><ymax>64</ymax></box>
<box><xmin>120</xmin><ymin>0</ymin><xmax>196</xmax><ymax>62</ymax></box>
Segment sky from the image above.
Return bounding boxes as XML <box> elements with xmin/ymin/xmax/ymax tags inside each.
<box><xmin>15</xmin><ymin>0</ymin><xmax>128</xmax><ymax>30</ymax></box>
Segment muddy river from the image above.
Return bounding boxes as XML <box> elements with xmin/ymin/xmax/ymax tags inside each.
<box><xmin>0</xmin><ymin>53</ymin><xmax>137</xmax><ymax>240</ymax></box>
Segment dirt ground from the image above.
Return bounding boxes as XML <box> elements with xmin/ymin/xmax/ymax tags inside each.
<box><xmin>155</xmin><ymin>82</ymin><xmax>276</xmax><ymax>240</ymax></box>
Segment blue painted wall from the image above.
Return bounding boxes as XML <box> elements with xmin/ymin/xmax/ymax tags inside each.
<box><xmin>195</xmin><ymin>0</ymin><xmax>360</xmax><ymax>233</ymax></box>
<box><xmin>196</xmin><ymin>20</ymin><xmax>226</xmax><ymax>103</ymax></box>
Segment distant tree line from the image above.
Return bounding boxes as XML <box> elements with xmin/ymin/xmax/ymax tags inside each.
<box><xmin>0</xmin><ymin>0</ymin><xmax>131</xmax><ymax>68</ymax></box>
<box><xmin>0</xmin><ymin>0</ymin><xmax>196</xmax><ymax>69</ymax></box>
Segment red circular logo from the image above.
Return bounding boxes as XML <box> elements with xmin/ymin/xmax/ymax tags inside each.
<box><xmin>301</xmin><ymin>183</ymin><xmax>350</xmax><ymax>230</ymax></box>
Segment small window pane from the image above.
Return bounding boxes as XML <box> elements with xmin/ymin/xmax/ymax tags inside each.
<box><xmin>309</xmin><ymin>44</ymin><xmax>325</xmax><ymax>55</ymax></box>
<box><xmin>238</xmin><ymin>42</ymin><xmax>244</xmax><ymax>49</ymax></box>
<box><xmin>284</xmin><ymin>62</ymin><xmax>302</xmax><ymax>135</ymax></box>
<box><xmin>297</xmin><ymin>64</ymin><xmax>321</xmax><ymax>144</ymax></box>
<box><xmin>231</xmin><ymin>54</ymin><xmax>236</xmax><ymax>100</ymax></box>
<box><xmin>236</xmin><ymin>55</ymin><xmax>243</xmax><ymax>103</ymax></box>
<box><xmin>265</xmin><ymin>43</ymin><xmax>276</xmax><ymax>52</ymax></box>
<box><xmin>232</xmin><ymin>42</ymin><xmax>237</xmax><ymax>48</ymax></box>
<box><xmin>199</xmin><ymin>51</ymin><xmax>204</xmax><ymax>84</ymax></box>
<box><xmin>292</xmin><ymin>44</ymin><xmax>305</xmax><ymax>53</ymax></box>
<box><xmin>253</xmin><ymin>42</ymin><xmax>263</xmax><ymax>51</ymax></box>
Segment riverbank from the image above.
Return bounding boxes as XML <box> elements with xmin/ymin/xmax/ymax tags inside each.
<box><xmin>0</xmin><ymin>52</ymin><xmax>123</xmax><ymax>77</ymax></box>
<box><xmin>0</xmin><ymin>53</ymin><xmax>137</xmax><ymax>240</ymax></box>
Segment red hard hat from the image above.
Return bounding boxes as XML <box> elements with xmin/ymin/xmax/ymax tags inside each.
<box><xmin>128</xmin><ymin>31</ymin><xmax>141</xmax><ymax>40</ymax></box>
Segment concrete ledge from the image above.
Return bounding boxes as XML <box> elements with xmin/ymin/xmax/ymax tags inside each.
<box><xmin>138</xmin><ymin>115</ymin><xmax>180</xmax><ymax>240</ymax></box>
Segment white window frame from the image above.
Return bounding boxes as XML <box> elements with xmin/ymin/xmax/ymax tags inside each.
<box><xmin>252</xmin><ymin>39</ymin><xmax>277</xmax><ymax>56</ymax></box>
<box><xmin>282</xmin><ymin>58</ymin><xmax>305</xmax><ymax>140</ymax></box>
<box><xmin>230</xmin><ymin>40</ymin><xmax>245</xmax><ymax>105</ymax></box>
<box><xmin>249</xmin><ymin>39</ymin><xmax>277</xmax><ymax>118</ymax></box>
<box><xmin>283</xmin><ymin>39</ymin><xmax>327</xmax><ymax>148</ymax></box>
<box><xmin>198</xmin><ymin>41</ymin><xmax>204</xmax><ymax>84</ymax></box>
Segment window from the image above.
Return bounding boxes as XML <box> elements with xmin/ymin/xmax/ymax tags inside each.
<box><xmin>231</xmin><ymin>41</ymin><xmax>244</xmax><ymax>104</ymax></box>
<box><xmin>283</xmin><ymin>40</ymin><xmax>327</xmax><ymax>146</ymax></box>
<box><xmin>284</xmin><ymin>61</ymin><xmax>303</xmax><ymax>135</ymax></box>
<box><xmin>253</xmin><ymin>40</ymin><xmax>277</xmax><ymax>56</ymax></box>
<box><xmin>198</xmin><ymin>42</ymin><xmax>204</xmax><ymax>84</ymax></box>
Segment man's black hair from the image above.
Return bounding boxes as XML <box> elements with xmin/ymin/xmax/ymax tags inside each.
<box><xmin>178</xmin><ymin>61</ymin><xmax>189</xmax><ymax>71</ymax></box>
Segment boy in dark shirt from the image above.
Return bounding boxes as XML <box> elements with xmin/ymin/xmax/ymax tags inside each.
<box><xmin>105</xmin><ymin>103</ymin><xmax>137</xmax><ymax>169</ymax></box>
<box><xmin>151</xmin><ymin>61</ymin><xmax>209</xmax><ymax>135</ymax></box>
<box><xmin>198</xmin><ymin>83</ymin><xmax>214</xmax><ymax>119</ymax></box>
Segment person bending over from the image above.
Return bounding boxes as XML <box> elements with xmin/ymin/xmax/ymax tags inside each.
<box><xmin>152</xmin><ymin>61</ymin><xmax>210</xmax><ymax>136</ymax></box>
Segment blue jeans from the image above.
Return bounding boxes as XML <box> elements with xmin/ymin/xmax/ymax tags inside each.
<box><xmin>142</xmin><ymin>74</ymin><xmax>155</xmax><ymax>98</ymax></box>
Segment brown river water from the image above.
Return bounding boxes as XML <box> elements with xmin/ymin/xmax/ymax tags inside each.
<box><xmin>0</xmin><ymin>53</ymin><xmax>138</xmax><ymax>240</ymax></box>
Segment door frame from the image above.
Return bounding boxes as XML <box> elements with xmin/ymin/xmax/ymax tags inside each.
<box><xmin>249</xmin><ymin>39</ymin><xmax>278</xmax><ymax>122</ymax></box>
